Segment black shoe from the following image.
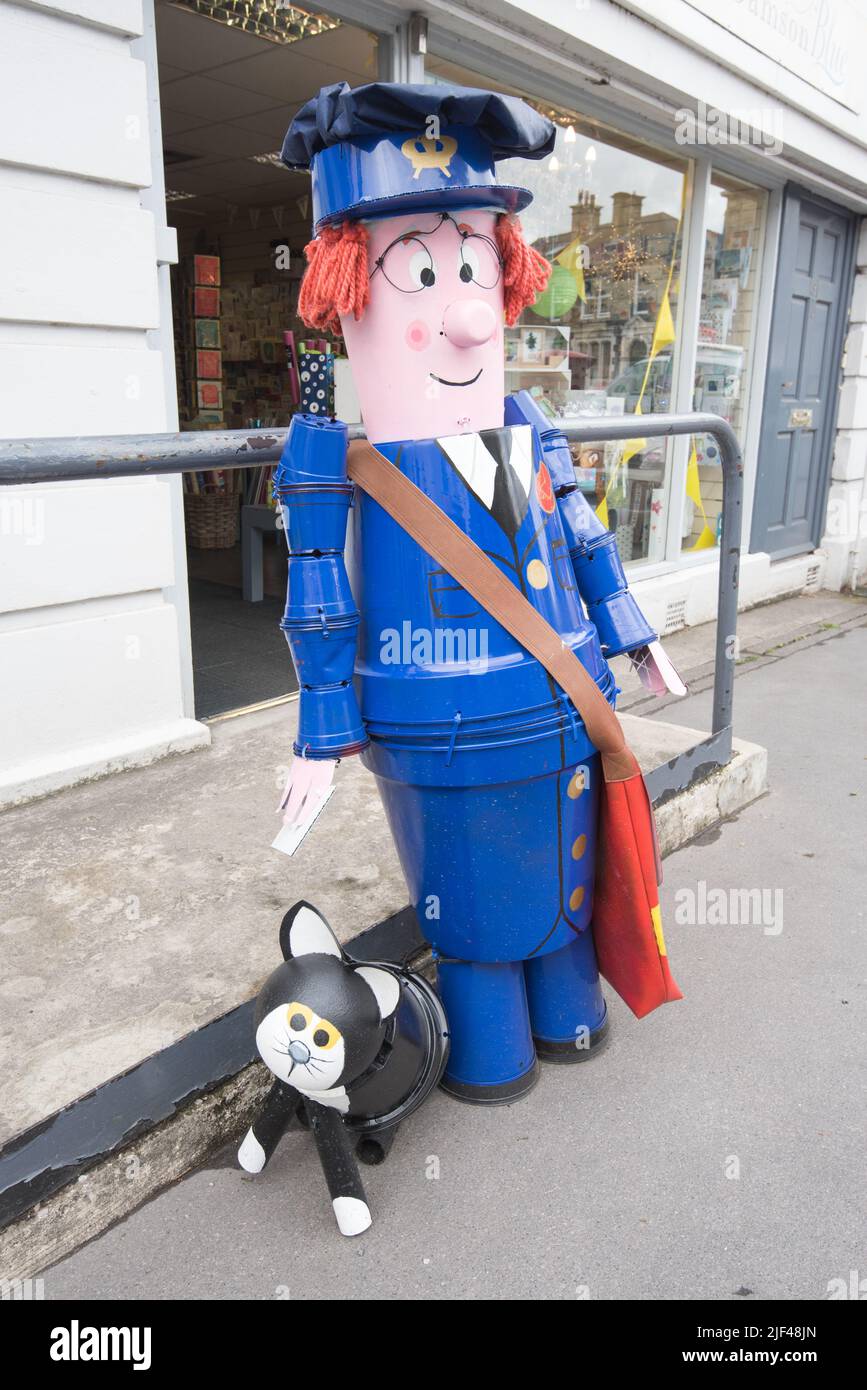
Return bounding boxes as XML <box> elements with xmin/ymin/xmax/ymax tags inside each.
<box><xmin>439</xmin><ymin>1058</ymin><xmax>540</xmax><ymax>1104</ymax></box>
<box><xmin>533</xmin><ymin>1011</ymin><xmax>610</xmax><ymax>1063</ymax></box>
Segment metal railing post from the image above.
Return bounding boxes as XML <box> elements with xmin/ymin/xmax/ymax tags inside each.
<box><xmin>557</xmin><ymin>413</ymin><xmax>744</xmax><ymax>756</ymax></box>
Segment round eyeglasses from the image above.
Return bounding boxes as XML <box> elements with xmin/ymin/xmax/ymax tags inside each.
<box><xmin>369</xmin><ymin>212</ymin><xmax>504</xmax><ymax>294</ymax></box>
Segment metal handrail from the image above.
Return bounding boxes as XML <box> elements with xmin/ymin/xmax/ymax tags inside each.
<box><xmin>0</xmin><ymin>412</ymin><xmax>743</xmax><ymax>800</ymax></box>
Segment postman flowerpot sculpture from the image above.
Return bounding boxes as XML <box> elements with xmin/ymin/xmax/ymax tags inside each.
<box><xmin>274</xmin><ymin>82</ymin><xmax>683</xmax><ymax>1106</ymax></box>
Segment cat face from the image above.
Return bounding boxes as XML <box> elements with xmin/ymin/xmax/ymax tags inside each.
<box><xmin>256</xmin><ymin>997</ymin><xmax>347</xmax><ymax>1093</ymax></box>
<box><xmin>254</xmin><ymin>902</ymin><xmax>401</xmax><ymax>1097</ymax></box>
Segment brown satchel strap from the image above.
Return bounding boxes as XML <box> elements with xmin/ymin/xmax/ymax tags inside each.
<box><xmin>347</xmin><ymin>439</ymin><xmax>638</xmax><ymax>783</ymax></box>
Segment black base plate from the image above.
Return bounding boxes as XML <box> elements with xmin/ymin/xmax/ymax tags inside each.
<box><xmin>533</xmin><ymin>1012</ymin><xmax>610</xmax><ymax>1063</ymax></box>
<box><xmin>439</xmin><ymin>1058</ymin><xmax>540</xmax><ymax>1106</ymax></box>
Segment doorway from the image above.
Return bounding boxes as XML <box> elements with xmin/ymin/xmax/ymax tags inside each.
<box><xmin>752</xmin><ymin>187</ymin><xmax>856</xmax><ymax>558</ymax></box>
<box><xmin>155</xmin><ymin>0</ymin><xmax>379</xmax><ymax>717</ymax></box>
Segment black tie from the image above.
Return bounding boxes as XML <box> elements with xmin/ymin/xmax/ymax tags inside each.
<box><xmin>480</xmin><ymin>428</ymin><xmax>529</xmax><ymax>539</ymax></box>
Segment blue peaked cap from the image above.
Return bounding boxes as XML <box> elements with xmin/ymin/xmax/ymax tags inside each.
<box><xmin>281</xmin><ymin>82</ymin><xmax>556</xmax><ymax>230</ymax></box>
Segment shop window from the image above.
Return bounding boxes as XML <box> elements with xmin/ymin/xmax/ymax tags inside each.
<box><xmin>682</xmin><ymin>174</ymin><xmax>767</xmax><ymax>551</ymax></box>
<box><xmin>502</xmin><ymin>115</ymin><xmax>688</xmax><ymax>564</ymax></box>
<box><xmin>426</xmin><ymin>56</ymin><xmax>690</xmax><ymax>564</ymax></box>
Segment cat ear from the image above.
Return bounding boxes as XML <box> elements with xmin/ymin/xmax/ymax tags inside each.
<box><xmin>280</xmin><ymin>901</ymin><xmax>342</xmax><ymax>961</ymax></box>
<box><xmin>356</xmin><ymin>965</ymin><xmax>401</xmax><ymax>1021</ymax></box>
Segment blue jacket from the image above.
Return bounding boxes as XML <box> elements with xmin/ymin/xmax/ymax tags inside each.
<box><xmin>276</xmin><ymin>392</ymin><xmax>656</xmax><ymax>765</ymax></box>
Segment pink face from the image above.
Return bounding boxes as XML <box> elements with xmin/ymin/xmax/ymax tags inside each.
<box><xmin>340</xmin><ymin>210</ymin><xmax>505</xmax><ymax>444</ymax></box>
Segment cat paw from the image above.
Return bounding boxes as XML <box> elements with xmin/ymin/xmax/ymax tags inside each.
<box><xmin>332</xmin><ymin>1196</ymin><xmax>371</xmax><ymax>1236</ymax></box>
<box><xmin>238</xmin><ymin>1129</ymin><xmax>266</xmax><ymax>1174</ymax></box>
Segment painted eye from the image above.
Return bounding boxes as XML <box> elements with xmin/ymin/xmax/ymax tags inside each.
<box><xmin>287</xmin><ymin>1003</ymin><xmax>312</xmax><ymax>1032</ymax></box>
<box><xmin>311</xmin><ymin>1019</ymin><xmax>340</xmax><ymax>1051</ymax></box>
<box><xmin>409</xmin><ymin>248</ymin><xmax>436</xmax><ymax>289</ymax></box>
<box><xmin>377</xmin><ymin>236</ymin><xmax>436</xmax><ymax>292</ymax></box>
<box><xmin>459</xmin><ymin>242</ymin><xmax>480</xmax><ymax>282</ymax></box>
<box><xmin>458</xmin><ymin>235</ymin><xmax>502</xmax><ymax>290</ymax></box>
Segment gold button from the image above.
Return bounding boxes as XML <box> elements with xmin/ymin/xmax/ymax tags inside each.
<box><xmin>569</xmin><ymin>886</ymin><xmax>585</xmax><ymax>912</ymax></box>
<box><xmin>526</xmin><ymin>559</ymin><xmax>548</xmax><ymax>589</ymax></box>
<box><xmin>567</xmin><ymin>770</ymin><xmax>585</xmax><ymax>799</ymax></box>
<box><xmin>571</xmin><ymin>834</ymin><xmax>587</xmax><ymax>860</ymax></box>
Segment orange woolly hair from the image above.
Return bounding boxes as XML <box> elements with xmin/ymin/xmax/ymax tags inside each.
<box><xmin>296</xmin><ymin>213</ymin><xmax>550</xmax><ymax>332</ymax></box>
<box><xmin>496</xmin><ymin>214</ymin><xmax>551</xmax><ymax>326</ymax></box>
<box><xmin>297</xmin><ymin>220</ymin><xmax>370</xmax><ymax>333</ymax></box>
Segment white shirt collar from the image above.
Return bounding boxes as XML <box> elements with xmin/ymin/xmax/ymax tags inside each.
<box><xmin>437</xmin><ymin>425</ymin><xmax>534</xmax><ymax>511</ymax></box>
<box><xmin>508</xmin><ymin>425</ymin><xmax>534</xmax><ymax>501</ymax></box>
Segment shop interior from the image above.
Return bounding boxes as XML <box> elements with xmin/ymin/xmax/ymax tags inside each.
<box><xmin>156</xmin><ymin>0</ymin><xmax>378</xmax><ymax>717</ymax></box>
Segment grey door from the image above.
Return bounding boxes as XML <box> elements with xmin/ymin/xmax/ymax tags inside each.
<box><xmin>752</xmin><ymin>188</ymin><xmax>855</xmax><ymax>557</ymax></box>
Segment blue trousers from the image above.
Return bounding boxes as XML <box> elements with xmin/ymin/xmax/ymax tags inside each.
<box><xmin>374</xmin><ymin>752</ymin><xmax>608</xmax><ymax>1099</ymax></box>
<box><xmin>437</xmin><ymin>932</ymin><xmax>607</xmax><ymax>1094</ymax></box>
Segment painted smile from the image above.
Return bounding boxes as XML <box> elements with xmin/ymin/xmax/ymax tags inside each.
<box><xmin>429</xmin><ymin>368</ymin><xmax>483</xmax><ymax>388</ymax></box>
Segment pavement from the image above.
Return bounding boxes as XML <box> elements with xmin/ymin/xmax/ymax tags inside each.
<box><xmin>40</xmin><ymin>610</ymin><xmax>867</xmax><ymax>1300</ymax></box>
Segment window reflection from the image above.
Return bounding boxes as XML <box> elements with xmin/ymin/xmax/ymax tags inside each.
<box><xmin>683</xmin><ymin>175</ymin><xmax>766</xmax><ymax>550</ymax></box>
<box><xmin>498</xmin><ymin>112</ymin><xmax>688</xmax><ymax>563</ymax></box>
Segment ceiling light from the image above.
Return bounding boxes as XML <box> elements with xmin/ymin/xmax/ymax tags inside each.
<box><xmin>168</xmin><ymin>0</ymin><xmax>340</xmax><ymax>46</ymax></box>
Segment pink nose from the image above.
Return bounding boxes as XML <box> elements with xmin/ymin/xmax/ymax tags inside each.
<box><xmin>442</xmin><ymin>298</ymin><xmax>497</xmax><ymax>348</ymax></box>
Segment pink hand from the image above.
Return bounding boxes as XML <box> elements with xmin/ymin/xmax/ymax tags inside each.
<box><xmin>277</xmin><ymin>756</ymin><xmax>338</xmax><ymax>829</ymax></box>
<box><xmin>629</xmin><ymin>640</ymin><xmax>688</xmax><ymax>697</ymax></box>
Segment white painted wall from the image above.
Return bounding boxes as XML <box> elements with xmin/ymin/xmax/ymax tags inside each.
<box><xmin>0</xmin><ymin>0</ymin><xmax>207</xmax><ymax>808</ymax></box>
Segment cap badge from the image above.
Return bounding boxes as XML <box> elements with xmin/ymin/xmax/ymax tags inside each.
<box><xmin>400</xmin><ymin>134</ymin><xmax>458</xmax><ymax>180</ymax></box>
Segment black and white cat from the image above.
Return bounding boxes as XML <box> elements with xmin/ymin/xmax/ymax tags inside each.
<box><xmin>253</xmin><ymin>900</ymin><xmax>400</xmax><ymax>1116</ymax></box>
<box><xmin>238</xmin><ymin>901</ymin><xmax>403</xmax><ymax>1237</ymax></box>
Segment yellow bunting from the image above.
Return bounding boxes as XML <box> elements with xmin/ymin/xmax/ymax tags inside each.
<box><xmin>692</xmin><ymin>524</ymin><xmax>717</xmax><ymax>550</ymax></box>
<box><xmin>651</xmin><ymin>292</ymin><xmax>676</xmax><ymax>357</ymax></box>
<box><xmin>686</xmin><ymin>441</ymin><xmax>717</xmax><ymax>550</ymax></box>
<box><xmin>685</xmin><ymin>441</ymin><xmax>702</xmax><ymax>508</ymax></box>
<box><xmin>596</xmin><ymin>186</ymin><xmax>684</xmax><ymax>525</ymax></box>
